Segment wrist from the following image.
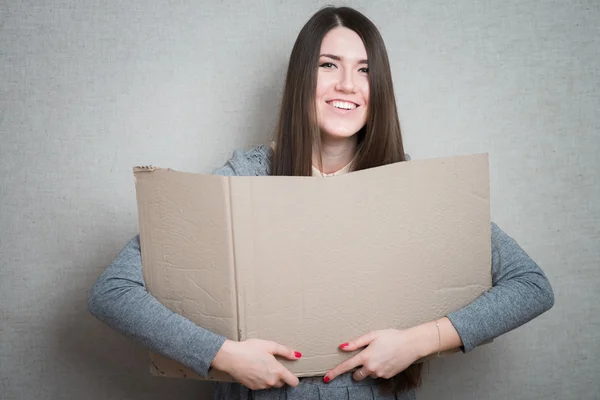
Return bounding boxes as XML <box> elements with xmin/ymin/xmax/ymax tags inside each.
<box><xmin>409</xmin><ymin>321</ymin><xmax>440</xmax><ymax>359</ymax></box>
<box><xmin>210</xmin><ymin>339</ymin><xmax>235</xmax><ymax>371</ymax></box>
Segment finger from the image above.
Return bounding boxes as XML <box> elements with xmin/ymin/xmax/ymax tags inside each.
<box><xmin>273</xmin><ymin>380</ymin><xmax>285</xmax><ymax>388</ymax></box>
<box><xmin>353</xmin><ymin>367</ymin><xmax>366</xmax><ymax>382</ymax></box>
<box><xmin>352</xmin><ymin>367</ymin><xmax>372</xmax><ymax>382</ymax></box>
<box><xmin>339</xmin><ymin>331</ymin><xmax>377</xmax><ymax>351</ymax></box>
<box><xmin>324</xmin><ymin>352</ymin><xmax>364</xmax><ymax>382</ymax></box>
<box><xmin>279</xmin><ymin>366</ymin><xmax>300</xmax><ymax>387</ymax></box>
<box><xmin>271</xmin><ymin>342</ymin><xmax>302</xmax><ymax>360</ymax></box>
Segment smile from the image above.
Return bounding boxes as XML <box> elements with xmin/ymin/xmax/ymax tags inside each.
<box><xmin>326</xmin><ymin>100</ymin><xmax>359</xmax><ymax>110</ymax></box>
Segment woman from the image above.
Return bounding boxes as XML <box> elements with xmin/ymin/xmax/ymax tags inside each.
<box><xmin>88</xmin><ymin>6</ymin><xmax>554</xmax><ymax>400</ymax></box>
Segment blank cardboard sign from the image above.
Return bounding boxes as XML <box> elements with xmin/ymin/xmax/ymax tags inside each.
<box><xmin>134</xmin><ymin>154</ymin><xmax>491</xmax><ymax>381</ymax></box>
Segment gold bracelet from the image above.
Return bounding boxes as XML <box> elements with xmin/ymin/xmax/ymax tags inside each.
<box><xmin>435</xmin><ymin>320</ymin><xmax>441</xmax><ymax>357</ymax></box>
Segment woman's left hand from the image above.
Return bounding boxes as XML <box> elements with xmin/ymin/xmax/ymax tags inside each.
<box><xmin>324</xmin><ymin>328</ymin><xmax>426</xmax><ymax>382</ymax></box>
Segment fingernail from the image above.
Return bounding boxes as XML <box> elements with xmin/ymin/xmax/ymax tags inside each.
<box><xmin>294</xmin><ymin>351</ymin><xmax>302</xmax><ymax>358</ymax></box>
<box><xmin>323</xmin><ymin>376</ymin><xmax>330</xmax><ymax>383</ymax></box>
<box><xmin>339</xmin><ymin>343</ymin><xmax>349</xmax><ymax>349</ymax></box>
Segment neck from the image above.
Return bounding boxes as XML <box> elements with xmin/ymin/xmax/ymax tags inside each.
<box><xmin>312</xmin><ymin>135</ymin><xmax>358</xmax><ymax>174</ymax></box>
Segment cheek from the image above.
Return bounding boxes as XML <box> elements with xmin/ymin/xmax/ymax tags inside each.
<box><xmin>315</xmin><ymin>74</ymin><xmax>326</xmax><ymax>99</ymax></box>
<box><xmin>316</xmin><ymin>73</ymin><xmax>337</xmax><ymax>100</ymax></box>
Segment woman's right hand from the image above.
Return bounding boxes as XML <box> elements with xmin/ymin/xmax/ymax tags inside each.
<box><xmin>210</xmin><ymin>338</ymin><xmax>302</xmax><ymax>390</ymax></box>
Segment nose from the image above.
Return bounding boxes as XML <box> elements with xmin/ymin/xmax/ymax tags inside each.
<box><xmin>335</xmin><ymin>69</ymin><xmax>356</xmax><ymax>93</ymax></box>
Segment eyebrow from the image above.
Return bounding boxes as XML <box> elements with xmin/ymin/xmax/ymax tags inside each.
<box><xmin>320</xmin><ymin>53</ymin><xmax>368</xmax><ymax>64</ymax></box>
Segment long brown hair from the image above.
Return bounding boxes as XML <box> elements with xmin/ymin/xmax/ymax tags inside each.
<box><xmin>271</xmin><ymin>6</ymin><xmax>420</xmax><ymax>395</ymax></box>
<box><xmin>271</xmin><ymin>6</ymin><xmax>407</xmax><ymax>176</ymax></box>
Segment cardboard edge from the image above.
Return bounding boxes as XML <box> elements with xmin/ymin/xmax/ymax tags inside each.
<box><xmin>330</xmin><ymin>153</ymin><xmax>490</xmax><ymax>179</ymax></box>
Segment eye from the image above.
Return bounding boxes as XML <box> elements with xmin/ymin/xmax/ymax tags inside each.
<box><xmin>319</xmin><ymin>62</ymin><xmax>336</xmax><ymax>69</ymax></box>
<box><xmin>359</xmin><ymin>67</ymin><xmax>369</xmax><ymax>74</ymax></box>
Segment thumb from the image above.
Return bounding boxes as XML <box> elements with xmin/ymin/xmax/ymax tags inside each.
<box><xmin>339</xmin><ymin>331</ymin><xmax>377</xmax><ymax>351</ymax></box>
<box><xmin>270</xmin><ymin>342</ymin><xmax>302</xmax><ymax>361</ymax></box>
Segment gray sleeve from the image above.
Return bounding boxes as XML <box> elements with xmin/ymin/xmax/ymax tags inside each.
<box><xmin>212</xmin><ymin>147</ymin><xmax>262</xmax><ymax>176</ymax></box>
<box><xmin>446</xmin><ymin>222</ymin><xmax>555</xmax><ymax>352</ymax></box>
<box><xmin>87</xmin><ymin>235</ymin><xmax>227</xmax><ymax>377</ymax></box>
<box><xmin>212</xmin><ymin>158</ymin><xmax>236</xmax><ymax>176</ymax></box>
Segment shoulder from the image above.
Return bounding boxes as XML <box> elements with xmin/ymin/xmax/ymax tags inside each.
<box><xmin>212</xmin><ymin>144</ymin><xmax>273</xmax><ymax>176</ymax></box>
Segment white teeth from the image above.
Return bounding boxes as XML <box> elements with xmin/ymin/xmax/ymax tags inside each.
<box><xmin>329</xmin><ymin>101</ymin><xmax>357</xmax><ymax>110</ymax></box>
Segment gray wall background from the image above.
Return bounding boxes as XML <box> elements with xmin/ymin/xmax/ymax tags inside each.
<box><xmin>1</xmin><ymin>0</ymin><xmax>598</xmax><ymax>399</ymax></box>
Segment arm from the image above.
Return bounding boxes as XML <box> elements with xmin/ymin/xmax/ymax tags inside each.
<box><xmin>326</xmin><ymin>222</ymin><xmax>555</xmax><ymax>381</ymax></box>
<box><xmin>87</xmin><ymin>235</ymin><xmax>226</xmax><ymax>377</ymax></box>
<box><xmin>88</xmin><ymin>235</ymin><xmax>302</xmax><ymax>389</ymax></box>
<box><xmin>86</xmin><ymin>148</ymin><xmax>254</xmax><ymax>374</ymax></box>
<box><xmin>408</xmin><ymin>222</ymin><xmax>555</xmax><ymax>356</ymax></box>
<box><xmin>88</xmin><ymin>145</ymin><xmax>295</xmax><ymax>386</ymax></box>
<box><xmin>445</xmin><ymin>222</ymin><xmax>555</xmax><ymax>352</ymax></box>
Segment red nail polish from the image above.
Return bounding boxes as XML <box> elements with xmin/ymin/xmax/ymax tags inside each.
<box><xmin>323</xmin><ymin>376</ymin><xmax>330</xmax><ymax>383</ymax></box>
<box><xmin>294</xmin><ymin>351</ymin><xmax>302</xmax><ymax>358</ymax></box>
<box><xmin>339</xmin><ymin>343</ymin><xmax>349</xmax><ymax>349</ymax></box>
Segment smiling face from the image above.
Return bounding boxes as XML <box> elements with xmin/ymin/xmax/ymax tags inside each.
<box><xmin>315</xmin><ymin>27</ymin><xmax>370</xmax><ymax>142</ymax></box>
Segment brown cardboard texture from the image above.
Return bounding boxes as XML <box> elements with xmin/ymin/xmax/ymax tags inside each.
<box><xmin>134</xmin><ymin>154</ymin><xmax>491</xmax><ymax>381</ymax></box>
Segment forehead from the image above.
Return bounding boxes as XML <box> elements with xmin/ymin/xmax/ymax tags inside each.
<box><xmin>320</xmin><ymin>27</ymin><xmax>367</xmax><ymax>60</ymax></box>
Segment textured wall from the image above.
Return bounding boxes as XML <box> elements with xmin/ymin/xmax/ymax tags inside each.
<box><xmin>1</xmin><ymin>1</ymin><xmax>598</xmax><ymax>399</ymax></box>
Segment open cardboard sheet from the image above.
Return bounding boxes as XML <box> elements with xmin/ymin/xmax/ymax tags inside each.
<box><xmin>134</xmin><ymin>153</ymin><xmax>492</xmax><ymax>381</ymax></box>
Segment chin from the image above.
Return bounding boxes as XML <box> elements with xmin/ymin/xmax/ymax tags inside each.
<box><xmin>320</xmin><ymin>126</ymin><xmax>364</xmax><ymax>141</ymax></box>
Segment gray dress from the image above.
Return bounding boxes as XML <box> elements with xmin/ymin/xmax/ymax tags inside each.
<box><xmin>88</xmin><ymin>145</ymin><xmax>554</xmax><ymax>399</ymax></box>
